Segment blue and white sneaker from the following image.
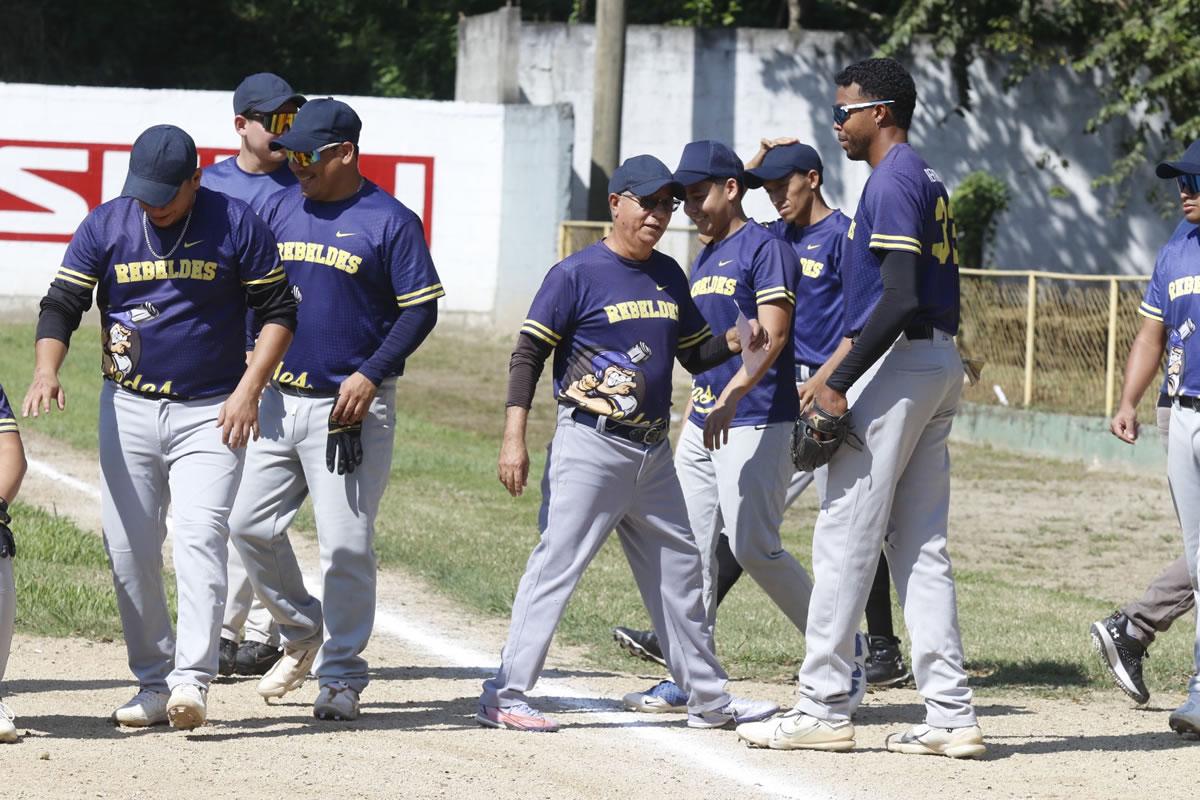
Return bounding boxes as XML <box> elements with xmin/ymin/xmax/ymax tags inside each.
<box><xmin>1169</xmin><ymin>695</ymin><xmax>1200</xmax><ymax>738</ymax></box>
<box><xmin>622</xmin><ymin>680</ymin><xmax>688</xmax><ymax>713</ymax></box>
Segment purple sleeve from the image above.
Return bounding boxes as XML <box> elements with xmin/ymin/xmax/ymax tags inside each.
<box><xmin>520</xmin><ymin>265</ymin><xmax>577</xmax><ymax>348</ymax></box>
<box><xmin>389</xmin><ymin>217</ymin><xmax>444</xmax><ymax>309</ymax></box>
<box><xmin>234</xmin><ymin>209</ymin><xmax>284</xmax><ymax>287</ymax></box>
<box><xmin>0</xmin><ymin>385</ymin><xmax>15</xmax><ymax>435</ymax></box>
<box><xmin>1139</xmin><ymin>247</ymin><xmax>1167</xmax><ymax>322</ymax></box>
<box><xmin>864</xmin><ymin>172</ymin><xmax>924</xmax><ymax>256</ymax></box>
<box><xmin>677</xmin><ymin>291</ymin><xmax>713</xmax><ymax>350</ymax></box>
<box><xmin>750</xmin><ymin>238</ymin><xmax>799</xmax><ymax>309</ymax></box>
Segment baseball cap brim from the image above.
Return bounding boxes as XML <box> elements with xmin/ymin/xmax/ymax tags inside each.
<box><xmin>626</xmin><ymin>176</ymin><xmax>685</xmax><ymax>200</ymax></box>
<box><xmin>743</xmin><ymin>164</ymin><xmax>795</xmax><ymax>189</ymax></box>
<box><xmin>1156</xmin><ymin>160</ymin><xmax>1200</xmax><ymax>179</ymax></box>
<box><xmin>121</xmin><ymin>173</ymin><xmax>182</xmax><ymax>208</ymax></box>
<box><xmin>243</xmin><ymin>92</ymin><xmax>306</xmax><ymax>114</ymax></box>
<box><xmin>269</xmin><ymin>128</ymin><xmax>339</xmax><ymax>153</ymax></box>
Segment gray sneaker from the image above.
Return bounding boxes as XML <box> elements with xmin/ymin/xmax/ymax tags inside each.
<box><xmin>1169</xmin><ymin>695</ymin><xmax>1200</xmax><ymax>738</ymax></box>
<box><xmin>687</xmin><ymin>696</ymin><xmax>779</xmax><ymax>729</ymax></box>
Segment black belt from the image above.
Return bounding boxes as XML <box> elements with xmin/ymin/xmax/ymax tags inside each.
<box><xmin>1176</xmin><ymin>395</ymin><xmax>1200</xmax><ymax>410</ymax></box>
<box><xmin>904</xmin><ymin>323</ymin><xmax>948</xmax><ymax>340</ymax></box>
<box><xmin>273</xmin><ymin>382</ymin><xmax>338</xmax><ymax>399</ymax></box>
<box><xmin>571</xmin><ymin>409</ymin><xmax>667</xmax><ymax>445</ymax></box>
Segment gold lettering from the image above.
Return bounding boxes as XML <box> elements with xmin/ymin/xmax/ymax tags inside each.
<box><xmin>347</xmin><ymin>255</ymin><xmax>361</xmax><ymax>274</ymax></box>
<box><xmin>114</xmin><ymin>264</ymin><xmax>129</xmax><ymax>283</ymax></box>
<box><xmin>203</xmin><ymin>262</ymin><xmax>217</xmax><ymax>281</ymax></box>
<box><xmin>154</xmin><ymin>260</ymin><xmax>168</xmax><ymax>280</ymax></box>
<box><xmin>305</xmin><ymin>243</ymin><xmax>320</xmax><ymax>262</ymax></box>
<box><xmin>335</xmin><ymin>249</ymin><xmax>351</xmax><ymax>271</ymax></box>
<box><xmin>604</xmin><ymin>305</ymin><xmax>621</xmax><ymax>323</ymax></box>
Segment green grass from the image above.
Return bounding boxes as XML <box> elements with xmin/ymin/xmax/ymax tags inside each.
<box><xmin>0</xmin><ymin>323</ymin><xmax>1195</xmax><ymax>698</ymax></box>
<box><xmin>9</xmin><ymin>501</ymin><xmax>175</xmax><ymax>639</ymax></box>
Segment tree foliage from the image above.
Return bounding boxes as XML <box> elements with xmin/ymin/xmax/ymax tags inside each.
<box><xmin>951</xmin><ymin>170</ymin><xmax>1010</xmax><ymax>269</ymax></box>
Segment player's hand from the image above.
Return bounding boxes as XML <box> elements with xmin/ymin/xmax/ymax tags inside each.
<box><xmin>747</xmin><ymin>318</ymin><xmax>768</xmax><ymax>351</ymax></box>
<box><xmin>1110</xmin><ymin>406</ymin><xmax>1139</xmax><ymax>444</ymax></box>
<box><xmin>724</xmin><ymin>325</ymin><xmax>742</xmax><ymax>354</ymax></box>
<box><xmin>760</xmin><ymin>136</ymin><xmax>799</xmax><ymax>151</ymax></box>
<box><xmin>798</xmin><ymin>376</ymin><xmax>824</xmax><ymax>414</ymax></box>
<box><xmin>22</xmin><ymin>370</ymin><xmax>65</xmax><ymax>418</ymax></box>
<box><xmin>498</xmin><ymin>436</ymin><xmax>530</xmax><ymax>497</ymax></box>
<box><xmin>703</xmin><ymin>400</ymin><xmax>738</xmax><ymax>451</ymax></box>
<box><xmin>218</xmin><ymin>387</ymin><xmax>260</xmax><ymax>449</ymax></box>
<box><xmin>815</xmin><ymin>383</ymin><xmax>848</xmax><ymax>418</ymax></box>
<box><xmin>331</xmin><ymin>372</ymin><xmax>378</xmax><ymax>425</ymax></box>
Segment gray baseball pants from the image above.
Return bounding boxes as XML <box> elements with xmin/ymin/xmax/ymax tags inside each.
<box><xmin>222</xmin><ymin>547</ymin><xmax>278</xmax><ymax>645</ymax></box>
<box><xmin>1121</xmin><ymin>407</ymin><xmax>1195</xmax><ymax>645</ymax></box>
<box><xmin>481</xmin><ymin>406</ymin><xmax>732</xmax><ymax>713</ymax></box>
<box><xmin>796</xmin><ymin>331</ymin><xmax>976</xmax><ymax>728</ymax></box>
<box><xmin>228</xmin><ymin>382</ymin><xmax>396</xmax><ymax>693</ymax></box>
<box><xmin>675</xmin><ymin>420</ymin><xmax>813</xmax><ymax>632</ymax></box>
<box><xmin>0</xmin><ymin>559</ymin><xmax>12</xmax><ymax>685</ymax></box>
<box><xmin>98</xmin><ymin>381</ymin><xmax>244</xmax><ymax>692</ymax></box>
<box><xmin>1164</xmin><ymin>402</ymin><xmax>1200</xmax><ymax>695</ymax></box>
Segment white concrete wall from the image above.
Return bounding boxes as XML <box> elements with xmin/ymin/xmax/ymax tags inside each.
<box><xmin>0</xmin><ymin>83</ymin><xmax>573</xmax><ymax>325</ymax></box>
<box><xmin>461</xmin><ymin>16</ymin><xmax>1176</xmax><ymax>274</ymax></box>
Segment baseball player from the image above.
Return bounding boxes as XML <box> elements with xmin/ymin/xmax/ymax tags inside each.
<box><xmin>737</xmin><ymin>57</ymin><xmax>985</xmax><ymax>757</ymax></box>
<box><xmin>202</xmin><ymin>72</ymin><xmax>307</xmax><ymax>677</ymax></box>
<box><xmin>22</xmin><ymin>124</ymin><xmax>297</xmax><ymax>730</ymax></box>
<box><xmin>1109</xmin><ymin>143</ymin><xmax>1200</xmax><ymax>736</ymax></box>
<box><xmin>225</xmin><ymin>98</ymin><xmax>442</xmax><ymax>722</ymax></box>
<box><xmin>481</xmin><ymin>154</ymin><xmax>778</xmax><ymax>732</ymax></box>
<box><xmin>0</xmin><ymin>384</ymin><xmax>27</xmax><ymax>743</ymax></box>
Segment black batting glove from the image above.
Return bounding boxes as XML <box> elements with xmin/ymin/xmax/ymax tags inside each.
<box><xmin>0</xmin><ymin>498</ymin><xmax>13</xmax><ymax>559</ymax></box>
<box><xmin>326</xmin><ymin>412</ymin><xmax>364</xmax><ymax>475</ymax></box>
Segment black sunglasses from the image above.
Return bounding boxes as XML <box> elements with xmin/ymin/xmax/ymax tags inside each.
<box><xmin>1178</xmin><ymin>174</ymin><xmax>1200</xmax><ymax>195</ymax></box>
<box><xmin>622</xmin><ymin>193</ymin><xmax>680</xmax><ymax>213</ymax></box>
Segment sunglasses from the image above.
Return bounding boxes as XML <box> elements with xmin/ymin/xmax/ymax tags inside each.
<box><xmin>1177</xmin><ymin>174</ymin><xmax>1200</xmax><ymax>195</ymax></box>
<box><xmin>285</xmin><ymin>142</ymin><xmax>344</xmax><ymax>168</ymax></box>
<box><xmin>622</xmin><ymin>193</ymin><xmax>681</xmax><ymax>213</ymax></box>
<box><xmin>244</xmin><ymin>111</ymin><xmax>296</xmax><ymax>135</ymax></box>
<box><xmin>832</xmin><ymin>99</ymin><xmax>895</xmax><ymax>126</ymax></box>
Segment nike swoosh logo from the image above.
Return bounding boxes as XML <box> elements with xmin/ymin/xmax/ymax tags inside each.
<box><xmin>718</xmin><ymin>259</ymin><xmax>734</xmax><ymax>266</ymax></box>
<box><xmin>656</xmin><ymin>284</ymin><xmax>667</xmax><ymax>291</ymax></box>
<box><xmin>335</xmin><ymin>231</ymin><xmax>355</xmax><ymax>238</ymax></box>
<box><xmin>806</xmin><ymin>243</ymin><xmax>821</xmax><ymax>250</ymax></box>
<box><xmin>183</xmin><ymin>240</ymin><xmax>203</xmax><ymax>248</ymax></box>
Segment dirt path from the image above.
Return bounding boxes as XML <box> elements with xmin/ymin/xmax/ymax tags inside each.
<box><xmin>5</xmin><ymin>434</ymin><xmax>1198</xmax><ymax>799</ymax></box>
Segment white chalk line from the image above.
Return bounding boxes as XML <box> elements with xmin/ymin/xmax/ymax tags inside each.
<box><xmin>26</xmin><ymin>455</ymin><xmax>830</xmax><ymax>800</ymax></box>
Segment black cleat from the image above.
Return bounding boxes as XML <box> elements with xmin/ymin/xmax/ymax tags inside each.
<box><xmin>866</xmin><ymin>635</ymin><xmax>910</xmax><ymax>688</ymax></box>
<box><xmin>218</xmin><ymin>636</ymin><xmax>238</xmax><ymax>677</ymax></box>
<box><xmin>1090</xmin><ymin>612</ymin><xmax>1149</xmax><ymax>704</ymax></box>
<box><xmin>235</xmin><ymin>641</ymin><xmax>285</xmax><ymax>676</ymax></box>
<box><xmin>612</xmin><ymin>627</ymin><xmax>667</xmax><ymax>668</ymax></box>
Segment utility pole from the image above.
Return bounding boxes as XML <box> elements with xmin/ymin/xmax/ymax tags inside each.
<box><xmin>587</xmin><ymin>0</ymin><xmax>626</xmax><ymax>220</ymax></box>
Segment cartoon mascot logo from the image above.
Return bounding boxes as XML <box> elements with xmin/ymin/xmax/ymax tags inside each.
<box><xmin>561</xmin><ymin>341</ymin><xmax>651</xmax><ymax>421</ymax></box>
<box><xmin>102</xmin><ymin>302</ymin><xmax>160</xmax><ymax>382</ymax></box>
<box><xmin>1167</xmin><ymin>319</ymin><xmax>1196</xmax><ymax>397</ymax></box>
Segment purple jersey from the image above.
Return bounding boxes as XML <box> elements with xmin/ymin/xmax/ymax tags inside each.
<box><xmin>687</xmin><ymin>221</ymin><xmax>799</xmax><ymax>428</ymax></box>
<box><xmin>1140</xmin><ymin>220</ymin><xmax>1200</xmax><ymax>397</ymax></box>
<box><xmin>52</xmin><ymin>187</ymin><xmax>285</xmax><ymax>399</ymax></box>
<box><xmin>766</xmin><ymin>210</ymin><xmax>849</xmax><ymax>369</ymax></box>
<box><xmin>0</xmin><ymin>384</ymin><xmax>15</xmax><ymax>435</ymax></box>
<box><xmin>842</xmin><ymin>144</ymin><xmax>960</xmax><ymax>336</ymax></box>
<box><xmin>201</xmin><ymin>157</ymin><xmax>297</xmax><ymax>215</ymax></box>
<box><xmin>260</xmin><ymin>181</ymin><xmax>444</xmax><ymax>392</ymax></box>
<box><xmin>522</xmin><ymin>241</ymin><xmax>711</xmax><ymax>428</ymax></box>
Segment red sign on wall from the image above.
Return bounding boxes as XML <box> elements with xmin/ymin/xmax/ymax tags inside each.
<box><xmin>0</xmin><ymin>140</ymin><xmax>434</xmax><ymax>245</ymax></box>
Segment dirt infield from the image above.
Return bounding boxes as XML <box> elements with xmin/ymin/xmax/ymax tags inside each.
<box><xmin>5</xmin><ymin>434</ymin><xmax>1199</xmax><ymax>799</ymax></box>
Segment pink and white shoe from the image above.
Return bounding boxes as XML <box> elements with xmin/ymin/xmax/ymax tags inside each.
<box><xmin>476</xmin><ymin>702</ymin><xmax>560</xmax><ymax>732</ymax></box>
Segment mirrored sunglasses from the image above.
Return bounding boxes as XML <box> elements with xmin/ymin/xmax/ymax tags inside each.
<box><xmin>285</xmin><ymin>142</ymin><xmax>343</xmax><ymax>168</ymax></box>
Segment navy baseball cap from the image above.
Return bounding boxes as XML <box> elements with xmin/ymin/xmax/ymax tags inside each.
<box><xmin>608</xmin><ymin>155</ymin><xmax>684</xmax><ymax>199</ymax></box>
<box><xmin>673</xmin><ymin>140</ymin><xmax>743</xmax><ymax>187</ymax></box>
<box><xmin>744</xmin><ymin>143</ymin><xmax>824</xmax><ymax>189</ymax></box>
<box><xmin>269</xmin><ymin>98</ymin><xmax>362</xmax><ymax>152</ymax></box>
<box><xmin>1156</xmin><ymin>139</ymin><xmax>1200</xmax><ymax>178</ymax></box>
<box><xmin>234</xmin><ymin>72</ymin><xmax>306</xmax><ymax>114</ymax></box>
<box><xmin>121</xmin><ymin>125</ymin><xmax>197</xmax><ymax>207</ymax></box>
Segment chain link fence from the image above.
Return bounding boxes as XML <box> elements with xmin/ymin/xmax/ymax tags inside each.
<box><xmin>559</xmin><ymin>221</ymin><xmax>1156</xmax><ymax>421</ymax></box>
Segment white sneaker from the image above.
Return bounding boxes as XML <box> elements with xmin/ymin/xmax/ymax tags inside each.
<box><xmin>111</xmin><ymin>688</ymin><xmax>169</xmax><ymax>727</ymax></box>
<box><xmin>737</xmin><ymin>708</ymin><xmax>855</xmax><ymax>751</ymax></box>
<box><xmin>0</xmin><ymin>701</ymin><xmax>17</xmax><ymax>743</ymax></box>
<box><xmin>885</xmin><ymin>723</ymin><xmax>986</xmax><ymax>758</ymax></box>
<box><xmin>687</xmin><ymin>696</ymin><xmax>779</xmax><ymax>729</ymax></box>
<box><xmin>166</xmin><ymin>684</ymin><xmax>207</xmax><ymax>730</ymax></box>
<box><xmin>314</xmin><ymin>681</ymin><xmax>360</xmax><ymax>721</ymax></box>
<box><xmin>257</xmin><ymin>645</ymin><xmax>318</xmax><ymax>700</ymax></box>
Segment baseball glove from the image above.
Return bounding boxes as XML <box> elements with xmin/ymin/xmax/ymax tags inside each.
<box><xmin>326</xmin><ymin>412</ymin><xmax>364</xmax><ymax>476</ymax></box>
<box><xmin>791</xmin><ymin>403</ymin><xmax>852</xmax><ymax>472</ymax></box>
